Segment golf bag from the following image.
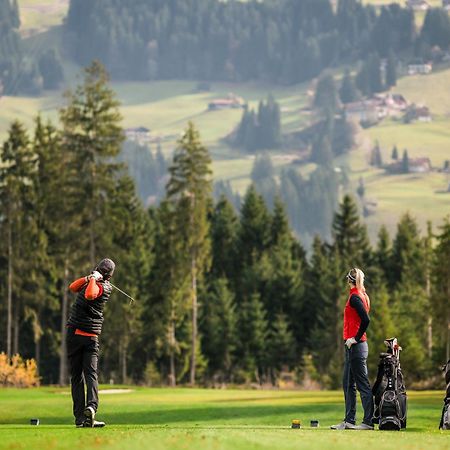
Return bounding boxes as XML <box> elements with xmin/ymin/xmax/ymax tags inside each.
<box><xmin>439</xmin><ymin>359</ymin><xmax>450</xmax><ymax>430</ymax></box>
<box><xmin>372</xmin><ymin>338</ymin><xmax>407</xmax><ymax>430</ymax></box>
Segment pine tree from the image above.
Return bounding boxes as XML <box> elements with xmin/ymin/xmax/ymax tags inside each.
<box><xmin>374</xmin><ymin>225</ymin><xmax>391</xmax><ymax>281</ymax></box>
<box><xmin>391</xmin><ymin>213</ymin><xmax>424</xmax><ymax>287</ymax></box>
<box><xmin>0</xmin><ymin>121</ymin><xmax>37</xmax><ymax>357</ymax></box>
<box><xmin>311</xmin><ymin>135</ymin><xmax>333</xmax><ymax>167</ymax></box>
<box><xmin>402</xmin><ymin>149</ymin><xmax>409</xmax><ymax>174</ymax></box>
<box><xmin>370</xmin><ymin>141</ymin><xmax>383</xmax><ymax>167</ymax></box>
<box><xmin>314</xmin><ymin>72</ymin><xmax>340</xmax><ymax>116</ymax></box>
<box><xmin>267</xmin><ymin>313</ymin><xmax>295</xmax><ymax>384</ymax></box>
<box><xmin>432</xmin><ymin>218</ymin><xmax>450</xmax><ymax>361</ymax></box>
<box><xmin>385</xmin><ymin>50</ymin><xmax>397</xmax><ymax>88</ymax></box>
<box><xmin>38</xmin><ymin>49</ymin><xmax>64</xmax><ymax>90</ymax></box>
<box><xmin>166</xmin><ymin>121</ymin><xmax>213</xmax><ymax>385</ymax></box>
<box><xmin>339</xmin><ymin>69</ymin><xmax>360</xmax><ymax>104</ymax></box>
<box><xmin>237</xmin><ymin>185</ymin><xmax>271</xmax><ymax>267</ymax></box>
<box><xmin>201</xmin><ymin>278</ymin><xmax>237</xmax><ymax>381</ymax></box>
<box><xmin>101</xmin><ymin>176</ymin><xmax>154</xmax><ymax>382</ymax></box>
<box><xmin>238</xmin><ymin>293</ymin><xmax>268</xmax><ymax>383</ymax></box>
<box><xmin>391</xmin><ymin>145</ymin><xmax>398</xmax><ymax>160</ymax></box>
<box><xmin>210</xmin><ymin>195</ymin><xmax>239</xmax><ymax>280</ymax></box>
<box><xmin>332</xmin><ymin>194</ymin><xmax>371</xmax><ymax>267</ymax></box>
<box><xmin>59</xmin><ymin>61</ymin><xmax>124</xmax><ymax>266</ymax></box>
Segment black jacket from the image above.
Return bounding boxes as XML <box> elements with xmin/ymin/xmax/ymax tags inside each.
<box><xmin>67</xmin><ymin>280</ymin><xmax>112</xmax><ymax>335</ymax></box>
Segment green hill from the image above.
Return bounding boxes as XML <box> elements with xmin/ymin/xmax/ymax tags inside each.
<box><xmin>1</xmin><ymin>0</ymin><xmax>448</xmax><ymax>241</ymax></box>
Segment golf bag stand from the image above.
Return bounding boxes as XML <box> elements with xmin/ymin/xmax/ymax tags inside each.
<box><xmin>372</xmin><ymin>338</ymin><xmax>407</xmax><ymax>431</ymax></box>
<box><xmin>439</xmin><ymin>359</ymin><xmax>450</xmax><ymax>430</ymax></box>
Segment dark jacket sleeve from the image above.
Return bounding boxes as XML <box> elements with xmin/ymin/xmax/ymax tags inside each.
<box><xmin>350</xmin><ymin>294</ymin><xmax>370</xmax><ymax>342</ymax></box>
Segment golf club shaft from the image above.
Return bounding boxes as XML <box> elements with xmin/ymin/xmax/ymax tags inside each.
<box><xmin>110</xmin><ymin>282</ymin><xmax>135</xmax><ymax>303</ymax></box>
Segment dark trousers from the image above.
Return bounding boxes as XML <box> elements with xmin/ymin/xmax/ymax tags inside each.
<box><xmin>67</xmin><ymin>328</ymin><xmax>100</xmax><ymax>424</ymax></box>
<box><xmin>343</xmin><ymin>341</ymin><xmax>374</xmax><ymax>425</ymax></box>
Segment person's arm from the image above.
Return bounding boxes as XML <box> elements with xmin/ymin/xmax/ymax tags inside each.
<box><xmin>350</xmin><ymin>294</ymin><xmax>370</xmax><ymax>342</ymax></box>
<box><xmin>69</xmin><ymin>277</ymin><xmax>88</xmax><ymax>293</ymax></box>
<box><xmin>85</xmin><ymin>277</ymin><xmax>102</xmax><ymax>300</ymax></box>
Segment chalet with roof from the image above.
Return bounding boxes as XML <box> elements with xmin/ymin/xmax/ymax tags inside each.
<box><xmin>406</xmin><ymin>0</ymin><xmax>430</xmax><ymax>11</ymax></box>
<box><xmin>408</xmin><ymin>62</ymin><xmax>432</xmax><ymax>75</ymax></box>
<box><xmin>125</xmin><ymin>127</ymin><xmax>151</xmax><ymax>144</ymax></box>
<box><xmin>386</xmin><ymin>157</ymin><xmax>432</xmax><ymax>174</ymax></box>
<box><xmin>344</xmin><ymin>100</ymin><xmax>382</xmax><ymax>123</ymax></box>
<box><xmin>403</xmin><ymin>105</ymin><xmax>432</xmax><ymax>123</ymax></box>
<box><xmin>208</xmin><ymin>93</ymin><xmax>245</xmax><ymax>111</ymax></box>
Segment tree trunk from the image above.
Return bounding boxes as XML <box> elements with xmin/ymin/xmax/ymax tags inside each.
<box><xmin>190</xmin><ymin>254</ymin><xmax>197</xmax><ymax>386</ymax></box>
<box><xmin>7</xmin><ymin>220</ymin><xmax>12</xmax><ymax>357</ymax></box>
<box><xmin>426</xmin><ymin>272</ymin><xmax>432</xmax><ymax>358</ymax></box>
<box><xmin>121</xmin><ymin>340</ymin><xmax>128</xmax><ymax>384</ymax></box>
<box><xmin>168</xmin><ymin>320</ymin><xmax>176</xmax><ymax>387</ymax></box>
<box><xmin>59</xmin><ymin>260</ymin><xmax>69</xmax><ymax>386</ymax></box>
<box><xmin>35</xmin><ymin>337</ymin><xmax>41</xmax><ymax>372</ymax></box>
<box><xmin>13</xmin><ymin>300</ymin><xmax>19</xmax><ymax>355</ymax></box>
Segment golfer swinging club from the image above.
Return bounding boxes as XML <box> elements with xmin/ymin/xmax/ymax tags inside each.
<box><xmin>331</xmin><ymin>267</ymin><xmax>374</xmax><ymax>430</ymax></box>
<box><xmin>66</xmin><ymin>258</ymin><xmax>115</xmax><ymax>428</ymax></box>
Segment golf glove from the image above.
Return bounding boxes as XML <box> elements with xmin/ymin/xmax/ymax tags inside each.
<box><xmin>90</xmin><ymin>270</ymin><xmax>103</xmax><ymax>281</ymax></box>
<box><xmin>345</xmin><ymin>337</ymin><xmax>357</xmax><ymax>349</ymax></box>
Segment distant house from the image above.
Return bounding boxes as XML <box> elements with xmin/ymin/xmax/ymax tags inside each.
<box><xmin>125</xmin><ymin>127</ymin><xmax>151</xmax><ymax>144</ymax></box>
<box><xmin>408</xmin><ymin>63</ymin><xmax>432</xmax><ymax>75</ymax></box>
<box><xmin>404</xmin><ymin>104</ymin><xmax>432</xmax><ymax>123</ymax></box>
<box><xmin>416</xmin><ymin>106</ymin><xmax>432</xmax><ymax>122</ymax></box>
<box><xmin>406</xmin><ymin>0</ymin><xmax>430</xmax><ymax>11</ymax></box>
<box><xmin>373</xmin><ymin>93</ymin><xmax>408</xmax><ymax>116</ymax></box>
<box><xmin>208</xmin><ymin>93</ymin><xmax>245</xmax><ymax>110</ymax></box>
<box><xmin>386</xmin><ymin>157</ymin><xmax>432</xmax><ymax>174</ymax></box>
<box><xmin>443</xmin><ymin>0</ymin><xmax>450</xmax><ymax>11</ymax></box>
<box><xmin>344</xmin><ymin>100</ymin><xmax>382</xmax><ymax>123</ymax></box>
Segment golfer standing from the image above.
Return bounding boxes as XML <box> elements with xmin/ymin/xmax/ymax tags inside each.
<box><xmin>66</xmin><ymin>258</ymin><xmax>115</xmax><ymax>428</ymax></box>
<box><xmin>331</xmin><ymin>267</ymin><xmax>374</xmax><ymax>430</ymax></box>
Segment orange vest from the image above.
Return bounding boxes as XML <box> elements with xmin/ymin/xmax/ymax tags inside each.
<box><xmin>343</xmin><ymin>287</ymin><xmax>370</xmax><ymax>341</ymax></box>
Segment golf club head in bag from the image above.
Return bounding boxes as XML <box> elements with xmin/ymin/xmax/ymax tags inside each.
<box><xmin>439</xmin><ymin>359</ymin><xmax>450</xmax><ymax>430</ymax></box>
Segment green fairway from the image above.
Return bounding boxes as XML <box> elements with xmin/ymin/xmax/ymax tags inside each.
<box><xmin>0</xmin><ymin>388</ymin><xmax>447</xmax><ymax>450</ymax></box>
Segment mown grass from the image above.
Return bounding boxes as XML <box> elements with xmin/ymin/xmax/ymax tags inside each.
<box><xmin>0</xmin><ymin>388</ymin><xmax>447</xmax><ymax>450</ymax></box>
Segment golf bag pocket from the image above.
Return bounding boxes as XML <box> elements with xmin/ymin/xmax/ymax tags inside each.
<box><xmin>378</xmin><ymin>391</ymin><xmax>403</xmax><ymax>430</ymax></box>
<box><xmin>441</xmin><ymin>401</ymin><xmax>450</xmax><ymax>430</ymax></box>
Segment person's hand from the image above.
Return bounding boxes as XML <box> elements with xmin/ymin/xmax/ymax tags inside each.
<box><xmin>89</xmin><ymin>270</ymin><xmax>103</xmax><ymax>281</ymax></box>
<box><xmin>345</xmin><ymin>337</ymin><xmax>357</xmax><ymax>349</ymax></box>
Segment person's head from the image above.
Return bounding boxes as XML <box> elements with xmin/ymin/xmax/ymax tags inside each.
<box><xmin>94</xmin><ymin>258</ymin><xmax>115</xmax><ymax>280</ymax></box>
<box><xmin>346</xmin><ymin>267</ymin><xmax>365</xmax><ymax>293</ymax></box>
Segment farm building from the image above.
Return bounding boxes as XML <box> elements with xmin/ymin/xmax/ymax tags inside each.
<box><xmin>208</xmin><ymin>94</ymin><xmax>245</xmax><ymax>110</ymax></box>
<box><xmin>125</xmin><ymin>127</ymin><xmax>152</xmax><ymax>144</ymax></box>
<box><xmin>403</xmin><ymin>105</ymin><xmax>432</xmax><ymax>123</ymax></box>
<box><xmin>408</xmin><ymin>63</ymin><xmax>432</xmax><ymax>75</ymax></box>
<box><xmin>386</xmin><ymin>157</ymin><xmax>432</xmax><ymax>174</ymax></box>
<box><xmin>406</xmin><ymin>0</ymin><xmax>430</xmax><ymax>10</ymax></box>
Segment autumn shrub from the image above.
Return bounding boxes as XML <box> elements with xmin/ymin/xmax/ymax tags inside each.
<box><xmin>0</xmin><ymin>352</ymin><xmax>40</xmax><ymax>387</ymax></box>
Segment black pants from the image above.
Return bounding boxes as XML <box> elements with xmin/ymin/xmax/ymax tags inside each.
<box><xmin>343</xmin><ymin>341</ymin><xmax>374</xmax><ymax>426</ymax></box>
<box><xmin>67</xmin><ymin>327</ymin><xmax>100</xmax><ymax>425</ymax></box>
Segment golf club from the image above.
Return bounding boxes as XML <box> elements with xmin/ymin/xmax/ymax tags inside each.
<box><xmin>110</xmin><ymin>282</ymin><xmax>136</xmax><ymax>305</ymax></box>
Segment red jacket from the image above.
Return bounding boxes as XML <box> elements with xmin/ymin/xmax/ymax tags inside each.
<box><xmin>343</xmin><ymin>287</ymin><xmax>370</xmax><ymax>341</ymax></box>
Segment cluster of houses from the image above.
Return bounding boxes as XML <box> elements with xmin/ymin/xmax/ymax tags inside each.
<box><xmin>344</xmin><ymin>93</ymin><xmax>432</xmax><ymax>124</ymax></box>
<box><xmin>345</xmin><ymin>93</ymin><xmax>409</xmax><ymax>123</ymax></box>
<box><xmin>406</xmin><ymin>0</ymin><xmax>450</xmax><ymax>11</ymax></box>
<box><xmin>385</xmin><ymin>157</ymin><xmax>432</xmax><ymax>174</ymax></box>
<box><xmin>208</xmin><ymin>93</ymin><xmax>245</xmax><ymax>111</ymax></box>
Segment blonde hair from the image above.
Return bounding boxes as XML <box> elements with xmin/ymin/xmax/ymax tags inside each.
<box><xmin>349</xmin><ymin>267</ymin><xmax>370</xmax><ymax>308</ymax></box>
